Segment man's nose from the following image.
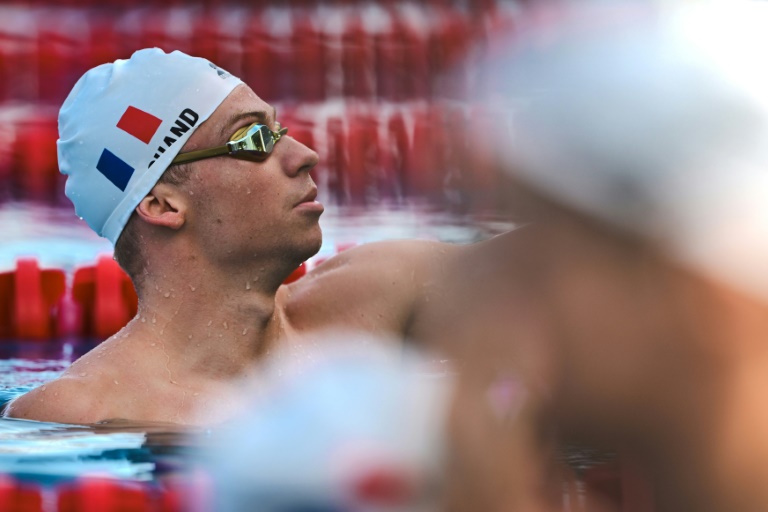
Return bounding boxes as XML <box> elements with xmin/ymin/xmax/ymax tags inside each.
<box><xmin>280</xmin><ymin>136</ymin><xmax>319</xmax><ymax>177</ymax></box>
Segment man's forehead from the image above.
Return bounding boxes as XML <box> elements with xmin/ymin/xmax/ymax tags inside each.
<box><xmin>215</xmin><ymin>85</ymin><xmax>275</xmax><ymax>127</ymax></box>
<box><xmin>217</xmin><ymin>106</ymin><xmax>277</xmax><ymax>140</ymax></box>
<box><xmin>185</xmin><ymin>85</ymin><xmax>275</xmax><ymax>148</ymax></box>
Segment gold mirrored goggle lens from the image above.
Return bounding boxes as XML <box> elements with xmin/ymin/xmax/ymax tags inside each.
<box><xmin>228</xmin><ymin>122</ymin><xmax>288</xmax><ymax>156</ymax></box>
<box><xmin>171</xmin><ymin>122</ymin><xmax>288</xmax><ymax>165</ymax></box>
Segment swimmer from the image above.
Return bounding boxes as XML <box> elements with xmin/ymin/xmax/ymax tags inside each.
<box><xmin>2</xmin><ymin>47</ymin><xmax>553</xmax><ymax>511</ymax></box>
<box><xmin>464</xmin><ymin>2</ymin><xmax>768</xmax><ymax>511</ymax></box>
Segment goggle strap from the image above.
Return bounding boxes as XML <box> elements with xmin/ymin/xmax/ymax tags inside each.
<box><xmin>171</xmin><ymin>145</ymin><xmax>231</xmax><ymax>165</ymax></box>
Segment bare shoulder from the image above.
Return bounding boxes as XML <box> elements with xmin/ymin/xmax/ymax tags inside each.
<box><xmin>283</xmin><ymin>239</ymin><xmax>464</xmax><ymax>334</ymax></box>
<box><xmin>298</xmin><ymin>239</ymin><xmax>464</xmax><ymax>296</ymax></box>
<box><xmin>4</xmin><ymin>373</ymin><xmax>110</xmax><ymax>425</ymax></box>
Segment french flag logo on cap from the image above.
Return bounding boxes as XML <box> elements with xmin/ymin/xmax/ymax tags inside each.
<box><xmin>96</xmin><ymin>106</ymin><xmax>162</xmax><ymax>191</ymax></box>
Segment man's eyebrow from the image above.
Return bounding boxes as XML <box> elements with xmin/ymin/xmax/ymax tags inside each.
<box><xmin>218</xmin><ymin>107</ymin><xmax>277</xmax><ymax>140</ymax></box>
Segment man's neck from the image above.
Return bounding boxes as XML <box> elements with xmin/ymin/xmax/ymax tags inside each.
<box><xmin>121</xmin><ymin>258</ymin><xmax>294</xmax><ymax>381</ymax></box>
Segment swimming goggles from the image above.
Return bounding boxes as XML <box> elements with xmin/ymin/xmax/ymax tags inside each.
<box><xmin>171</xmin><ymin>122</ymin><xmax>288</xmax><ymax>165</ymax></box>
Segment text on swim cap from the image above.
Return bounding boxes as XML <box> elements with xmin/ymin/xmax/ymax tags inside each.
<box><xmin>148</xmin><ymin>108</ymin><xmax>199</xmax><ymax>168</ymax></box>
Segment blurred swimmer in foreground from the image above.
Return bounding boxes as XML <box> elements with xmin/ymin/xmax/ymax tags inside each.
<box><xmin>460</xmin><ymin>1</ymin><xmax>768</xmax><ymax>510</ymax></box>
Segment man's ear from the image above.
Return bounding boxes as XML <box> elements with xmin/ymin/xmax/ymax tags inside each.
<box><xmin>135</xmin><ymin>183</ymin><xmax>187</xmax><ymax>230</ymax></box>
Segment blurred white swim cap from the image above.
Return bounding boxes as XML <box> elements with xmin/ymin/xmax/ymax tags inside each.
<box><xmin>483</xmin><ymin>1</ymin><xmax>768</xmax><ymax>300</ymax></box>
<box><xmin>58</xmin><ymin>48</ymin><xmax>242</xmax><ymax>245</ymax></box>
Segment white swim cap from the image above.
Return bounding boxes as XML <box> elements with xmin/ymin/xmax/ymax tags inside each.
<box><xmin>482</xmin><ymin>1</ymin><xmax>768</xmax><ymax>301</ymax></box>
<box><xmin>58</xmin><ymin>48</ymin><xmax>243</xmax><ymax>245</ymax></box>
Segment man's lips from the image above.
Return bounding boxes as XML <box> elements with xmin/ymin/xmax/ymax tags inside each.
<box><xmin>295</xmin><ymin>188</ymin><xmax>320</xmax><ymax>207</ymax></box>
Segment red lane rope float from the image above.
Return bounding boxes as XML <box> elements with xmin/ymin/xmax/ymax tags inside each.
<box><xmin>346</xmin><ymin>111</ymin><xmax>379</xmax><ymax>204</ymax></box>
<box><xmin>0</xmin><ymin>258</ymin><xmax>66</xmax><ymax>340</ymax></box>
<box><xmin>70</xmin><ymin>256</ymin><xmax>312</xmax><ymax>339</ymax></box>
<box><xmin>72</xmin><ymin>256</ymin><xmax>138</xmax><ymax>340</ymax></box>
<box><xmin>0</xmin><ymin>253</ymin><xmax>332</xmax><ymax>342</ymax></box>
<box><xmin>0</xmin><ymin>475</ymin><xmax>43</xmax><ymax>512</ymax></box>
<box><xmin>283</xmin><ymin>262</ymin><xmax>307</xmax><ymax>285</ymax></box>
<box><xmin>57</xmin><ymin>478</ymin><xmax>153</xmax><ymax>512</ymax></box>
<box><xmin>13</xmin><ymin>117</ymin><xmax>60</xmax><ymax>202</ymax></box>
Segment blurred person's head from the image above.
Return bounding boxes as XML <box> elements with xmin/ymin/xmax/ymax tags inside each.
<box><xmin>486</xmin><ymin>0</ymin><xmax>768</xmax><ymax>303</ymax></box>
<box><xmin>197</xmin><ymin>333</ymin><xmax>453</xmax><ymax>512</ymax></box>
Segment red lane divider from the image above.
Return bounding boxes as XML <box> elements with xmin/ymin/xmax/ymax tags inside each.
<box><xmin>0</xmin><ymin>475</ymin><xmax>43</xmax><ymax>512</ymax></box>
<box><xmin>86</xmin><ymin>14</ymin><xmax>120</xmax><ymax>71</ymax></box>
<box><xmin>12</xmin><ymin>115</ymin><xmax>60</xmax><ymax>202</ymax></box>
<box><xmin>283</xmin><ymin>262</ymin><xmax>307</xmax><ymax>285</ymax></box>
<box><xmin>342</xmin><ymin>16</ymin><xmax>375</xmax><ymax>99</ymax></box>
<box><xmin>239</xmin><ymin>15</ymin><xmax>278</xmax><ymax>103</ymax></box>
<box><xmin>404</xmin><ymin>108</ymin><xmax>445</xmax><ymax>197</ymax></box>
<box><xmin>323</xmin><ymin>116</ymin><xmax>347</xmax><ymax>204</ymax></box>
<box><xmin>292</xmin><ymin>15</ymin><xmax>327</xmax><ymax>102</ymax></box>
<box><xmin>0</xmin><ymin>248</ymin><xmax>367</xmax><ymax>342</ymax></box>
<box><xmin>346</xmin><ymin>111</ymin><xmax>379</xmax><ymax>203</ymax></box>
<box><xmin>72</xmin><ymin>256</ymin><xmax>137</xmax><ymax>340</ymax></box>
<box><xmin>58</xmin><ymin>478</ymin><xmax>153</xmax><ymax>512</ymax></box>
<box><xmin>4</xmin><ymin>101</ymin><xmax>512</xmax><ymax>206</ymax></box>
<box><xmin>0</xmin><ymin>258</ymin><xmax>66</xmax><ymax>340</ymax></box>
<box><xmin>0</xmin><ymin>2</ymin><xmax>509</xmax><ymax>104</ymax></box>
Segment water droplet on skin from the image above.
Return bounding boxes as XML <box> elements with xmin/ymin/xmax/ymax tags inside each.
<box><xmin>188</xmin><ymin>335</ymin><xmax>193</xmax><ymax>340</ymax></box>
<box><xmin>141</xmin><ymin>317</ymin><xmax>146</xmax><ymax>323</ymax></box>
<box><xmin>189</xmin><ymin>285</ymin><xmax>196</xmax><ymax>291</ymax></box>
<box><xmin>253</xmin><ymin>276</ymin><xmax>260</xmax><ymax>282</ymax></box>
<box><xmin>246</xmin><ymin>282</ymin><xmax>251</xmax><ymax>290</ymax></box>
<box><xmin>189</xmin><ymin>191</ymin><xmax>194</xmax><ymax>195</ymax></box>
<box><xmin>152</xmin><ymin>318</ymin><xmax>157</xmax><ymax>324</ymax></box>
<box><xmin>246</xmin><ymin>188</ymin><xmax>251</xmax><ymax>194</ymax></box>
<box><xmin>151</xmin><ymin>343</ymin><xmax>157</xmax><ymax>347</ymax></box>
<box><xmin>207</xmin><ymin>320</ymin><xmax>213</xmax><ymax>326</ymax></box>
<box><xmin>223</xmin><ymin>322</ymin><xmax>228</xmax><ymax>329</ymax></box>
<box><xmin>79</xmin><ymin>372</ymin><xmax>87</xmax><ymax>377</ymax></box>
<box><xmin>41</xmin><ymin>386</ymin><xmax>47</xmax><ymax>391</ymax></box>
<box><xmin>114</xmin><ymin>380</ymin><xmax>119</xmax><ymax>385</ymax></box>
<box><xmin>164</xmin><ymin>292</ymin><xmax>171</xmax><ymax>298</ymax></box>
<box><xmin>242</xmin><ymin>328</ymin><xmax>248</xmax><ymax>335</ymax></box>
